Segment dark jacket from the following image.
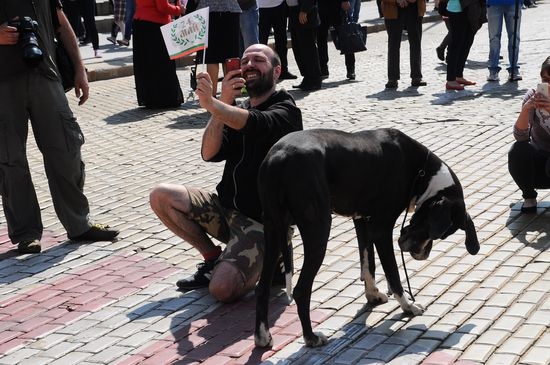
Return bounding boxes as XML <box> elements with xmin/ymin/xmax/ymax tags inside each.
<box><xmin>460</xmin><ymin>0</ymin><xmax>487</xmax><ymax>32</ymax></box>
<box><xmin>210</xmin><ymin>90</ymin><xmax>303</xmax><ymax>222</ymax></box>
<box><xmin>289</xmin><ymin>0</ymin><xmax>320</xmax><ymax>28</ymax></box>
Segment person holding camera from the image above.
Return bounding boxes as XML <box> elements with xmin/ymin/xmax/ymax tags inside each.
<box><xmin>0</xmin><ymin>0</ymin><xmax>119</xmax><ymax>254</ymax></box>
<box><xmin>149</xmin><ymin>44</ymin><xmax>303</xmax><ymax>302</ymax></box>
<box><xmin>508</xmin><ymin>56</ymin><xmax>550</xmax><ymax>213</ymax></box>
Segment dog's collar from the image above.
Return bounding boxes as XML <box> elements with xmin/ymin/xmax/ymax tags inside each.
<box><xmin>406</xmin><ymin>150</ymin><xmax>431</xmax><ymax>213</ymax></box>
<box><xmin>415</xmin><ymin>164</ymin><xmax>454</xmax><ymax>210</ymax></box>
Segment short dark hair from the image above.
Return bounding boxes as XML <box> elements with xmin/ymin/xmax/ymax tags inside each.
<box><xmin>541</xmin><ymin>56</ymin><xmax>550</xmax><ymax>77</ymax></box>
<box><xmin>271</xmin><ymin>52</ymin><xmax>281</xmax><ymax>69</ymax></box>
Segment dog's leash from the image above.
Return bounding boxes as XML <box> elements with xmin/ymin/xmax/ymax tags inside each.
<box><xmin>399</xmin><ymin>150</ymin><xmax>431</xmax><ymax>303</ymax></box>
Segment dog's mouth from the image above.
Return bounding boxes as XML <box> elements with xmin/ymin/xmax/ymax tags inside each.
<box><xmin>398</xmin><ymin>235</ymin><xmax>433</xmax><ymax>260</ymax></box>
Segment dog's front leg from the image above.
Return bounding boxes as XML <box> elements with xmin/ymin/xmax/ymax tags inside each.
<box><xmin>375</xmin><ymin>237</ymin><xmax>424</xmax><ymax>316</ymax></box>
<box><xmin>354</xmin><ymin>219</ymin><xmax>388</xmax><ymax>305</ymax></box>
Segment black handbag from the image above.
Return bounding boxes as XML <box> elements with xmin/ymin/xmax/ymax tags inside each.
<box><xmin>436</xmin><ymin>0</ymin><xmax>450</xmax><ymax>17</ymax></box>
<box><xmin>54</xmin><ymin>37</ymin><xmax>75</xmax><ymax>92</ymax></box>
<box><xmin>330</xmin><ymin>14</ymin><xmax>367</xmax><ymax>55</ymax></box>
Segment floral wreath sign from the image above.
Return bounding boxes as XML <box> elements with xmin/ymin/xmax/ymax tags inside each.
<box><xmin>161</xmin><ymin>7</ymin><xmax>209</xmax><ymax>60</ymax></box>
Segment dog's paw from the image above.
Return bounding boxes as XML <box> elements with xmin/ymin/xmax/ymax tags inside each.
<box><xmin>304</xmin><ymin>332</ymin><xmax>328</xmax><ymax>347</ymax></box>
<box><xmin>254</xmin><ymin>324</ymin><xmax>273</xmax><ymax>348</ymax></box>
<box><xmin>366</xmin><ymin>290</ymin><xmax>388</xmax><ymax>305</ymax></box>
<box><xmin>402</xmin><ymin>302</ymin><xmax>425</xmax><ymax>316</ymax></box>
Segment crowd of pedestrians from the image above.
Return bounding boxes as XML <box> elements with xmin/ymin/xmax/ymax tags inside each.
<box><xmin>57</xmin><ymin>0</ymin><xmax>542</xmax><ymax>94</ymax></box>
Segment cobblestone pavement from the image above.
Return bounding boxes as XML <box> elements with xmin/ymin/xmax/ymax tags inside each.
<box><xmin>1</xmin><ymin>1</ymin><xmax>549</xmax><ymax>364</ymax></box>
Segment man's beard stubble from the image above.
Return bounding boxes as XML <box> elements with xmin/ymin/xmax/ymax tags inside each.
<box><xmin>246</xmin><ymin>68</ymin><xmax>275</xmax><ymax>97</ymax></box>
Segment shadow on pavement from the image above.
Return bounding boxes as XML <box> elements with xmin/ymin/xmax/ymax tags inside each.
<box><xmin>506</xmin><ymin>203</ymin><xmax>550</xmax><ymax>251</ymax></box>
<box><xmin>104</xmin><ymin>105</ymin><xmax>205</xmax><ymax>126</ymax></box>
<box><xmin>127</xmin><ymin>291</ymin><xmax>301</xmax><ymax>364</ymax></box>
<box><xmin>0</xmin><ymin>229</ymin><xmax>90</xmax><ymax>284</ymax></box>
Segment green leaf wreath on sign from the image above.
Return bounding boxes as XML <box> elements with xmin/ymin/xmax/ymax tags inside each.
<box><xmin>170</xmin><ymin>13</ymin><xmax>207</xmax><ymax>47</ymax></box>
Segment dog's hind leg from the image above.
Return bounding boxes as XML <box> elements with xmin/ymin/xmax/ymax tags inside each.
<box><xmin>294</xmin><ymin>221</ymin><xmax>331</xmax><ymax>347</ymax></box>
<box><xmin>255</xmin><ymin>218</ymin><xmax>288</xmax><ymax>348</ymax></box>
<box><xmin>292</xmin><ymin>206</ymin><xmax>332</xmax><ymax>347</ymax></box>
<box><xmin>354</xmin><ymin>218</ymin><xmax>388</xmax><ymax>306</ymax></box>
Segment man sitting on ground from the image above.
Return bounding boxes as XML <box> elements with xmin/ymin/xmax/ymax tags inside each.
<box><xmin>149</xmin><ymin>44</ymin><xmax>303</xmax><ymax>302</ymax></box>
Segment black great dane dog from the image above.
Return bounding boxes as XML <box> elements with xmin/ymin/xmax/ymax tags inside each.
<box><xmin>254</xmin><ymin>128</ymin><xmax>480</xmax><ymax>348</ymax></box>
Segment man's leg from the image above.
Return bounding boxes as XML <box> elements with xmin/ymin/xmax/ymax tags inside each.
<box><xmin>240</xmin><ymin>4</ymin><xmax>260</xmax><ymax>51</ymax></box>
<box><xmin>29</xmin><ymin>76</ymin><xmax>92</xmax><ymax>239</ymax></box>
<box><xmin>149</xmin><ymin>184</ymin><xmax>221</xmax><ymax>256</ymax></box>
<box><xmin>487</xmin><ymin>6</ymin><xmax>504</xmax><ymax>75</ymax></box>
<box><xmin>503</xmin><ymin>4</ymin><xmax>521</xmax><ymax>75</ymax></box>
<box><xmin>0</xmin><ymin>74</ymin><xmax>43</xmax><ymax>245</ymax></box>
<box><xmin>210</xmin><ymin>211</ymin><xmax>265</xmax><ymax>302</ymax></box>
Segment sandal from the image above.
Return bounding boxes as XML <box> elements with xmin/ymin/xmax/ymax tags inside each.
<box><xmin>445</xmin><ymin>81</ymin><xmax>464</xmax><ymax>91</ymax></box>
<box><xmin>456</xmin><ymin>77</ymin><xmax>476</xmax><ymax>85</ymax></box>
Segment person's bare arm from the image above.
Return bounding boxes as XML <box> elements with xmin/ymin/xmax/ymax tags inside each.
<box><xmin>55</xmin><ymin>8</ymin><xmax>89</xmax><ymax>105</ymax></box>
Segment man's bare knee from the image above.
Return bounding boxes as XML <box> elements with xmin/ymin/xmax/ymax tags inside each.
<box><xmin>209</xmin><ymin>261</ymin><xmax>248</xmax><ymax>303</ymax></box>
<box><xmin>149</xmin><ymin>183</ymin><xmax>169</xmax><ymax>210</ymax></box>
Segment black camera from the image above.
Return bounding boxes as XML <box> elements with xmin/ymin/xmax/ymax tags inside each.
<box><xmin>8</xmin><ymin>16</ymin><xmax>43</xmax><ymax>67</ymax></box>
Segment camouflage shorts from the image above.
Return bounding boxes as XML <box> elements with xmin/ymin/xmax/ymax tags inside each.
<box><xmin>186</xmin><ymin>188</ymin><xmax>265</xmax><ymax>284</ymax></box>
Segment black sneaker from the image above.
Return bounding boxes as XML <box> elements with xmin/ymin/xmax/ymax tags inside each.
<box><xmin>176</xmin><ymin>259</ymin><xmax>217</xmax><ymax>291</ymax></box>
<box><xmin>69</xmin><ymin>223</ymin><xmax>119</xmax><ymax>242</ymax></box>
<box><xmin>18</xmin><ymin>239</ymin><xmax>41</xmax><ymax>254</ymax></box>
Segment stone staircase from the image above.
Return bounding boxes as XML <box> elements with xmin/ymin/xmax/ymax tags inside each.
<box><xmin>94</xmin><ymin>0</ymin><xmax>116</xmax><ymax>34</ymax></box>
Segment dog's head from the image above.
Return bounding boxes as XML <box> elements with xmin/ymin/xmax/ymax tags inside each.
<box><xmin>397</xmin><ymin>163</ymin><xmax>480</xmax><ymax>260</ymax></box>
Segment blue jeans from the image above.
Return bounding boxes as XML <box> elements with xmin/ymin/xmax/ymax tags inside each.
<box><xmin>240</xmin><ymin>4</ymin><xmax>259</xmax><ymax>52</ymax></box>
<box><xmin>124</xmin><ymin>0</ymin><xmax>135</xmax><ymax>40</ymax></box>
<box><xmin>349</xmin><ymin>0</ymin><xmax>361</xmax><ymax>23</ymax></box>
<box><xmin>487</xmin><ymin>4</ymin><xmax>521</xmax><ymax>74</ymax></box>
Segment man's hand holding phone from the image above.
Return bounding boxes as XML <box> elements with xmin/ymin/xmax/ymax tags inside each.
<box><xmin>221</xmin><ymin>58</ymin><xmax>245</xmax><ymax>103</ymax></box>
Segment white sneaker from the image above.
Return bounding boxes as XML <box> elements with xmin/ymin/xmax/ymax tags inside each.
<box><xmin>509</xmin><ymin>72</ymin><xmax>523</xmax><ymax>82</ymax></box>
<box><xmin>94</xmin><ymin>49</ymin><xmax>102</xmax><ymax>58</ymax></box>
<box><xmin>487</xmin><ymin>70</ymin><xmax>499</xmax><ymax>81</ymax></box>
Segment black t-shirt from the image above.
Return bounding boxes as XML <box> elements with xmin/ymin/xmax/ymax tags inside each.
<box><xmin>211</xmin><ymin>90</ymin><xmax>303</xmax><ymax>222</ymax></box>
<box><xmin>0</xmin><ymin>0</ymin><xmax>61</xmax><ymax>81</ymax></box>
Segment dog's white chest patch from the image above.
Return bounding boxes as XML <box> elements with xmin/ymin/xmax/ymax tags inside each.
<box><xmin>415</xmin><ymin>165</ymin><xmax>455</xmax><ymax>209</ymax></box>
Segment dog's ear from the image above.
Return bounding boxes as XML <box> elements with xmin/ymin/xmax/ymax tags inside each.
<box><xmin>428</xmin><ymin>200</ymin><xmax>453</xmax><ymax>239</ymax></box>
<box><xmin>461</xmin><ymin>212</ymin><xmax>480</xmax><ymax>255</ymax></box>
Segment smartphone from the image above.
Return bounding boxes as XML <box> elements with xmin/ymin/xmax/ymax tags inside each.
<box><xmin>537</xmin><ymin>82</ymin><xmax>549</xmax><ymax>98</ymax></box>
<box><xmin>224</xmin><ymin>58</ymin><xmax>241</xmax><ymax>76</ymax></box>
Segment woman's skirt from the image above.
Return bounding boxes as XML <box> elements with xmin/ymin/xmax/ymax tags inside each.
<box><xmin>132</xmin><ymin>19</ymin><xmax>183</xmax><ymax>108</ymax></box>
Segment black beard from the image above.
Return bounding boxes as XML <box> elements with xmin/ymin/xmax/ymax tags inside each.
<box><xmin>246</xmin><ymin>68</ymin><xmax>274</xmax><ymax>97</ymax></box>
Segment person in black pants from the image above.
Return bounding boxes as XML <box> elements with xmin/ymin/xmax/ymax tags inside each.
<box><xmin>61</xmin><ymin>0</ymin><xmax>85</xmax><ymax>40</ymax></box>
<box><xmin>508</xmin><ymin>57</ymin><xmax>550</xmax><ymax>213</ymax></box>
<box><xmin>288</xmin><ymin>0</ymin><xmax>322</xmax><ymax>91</ymax></box>
<box><xmin>78</xmin><ymin>0</ymin><xmax>101</xmax><ymax>57</ymax></box>
<box><xmin>258</xmin><ymin>0</ymin><xmax>297</xmax><ymax>80</ymax></box>
<box><xmin>317</xmin><ymin>0</ymin><xmax>356</xmax><ymax>80</ymax></box>
<box><xmin>381</xmin><ymin>0</ymin><xmax>427</xmax><ymax>89</ymax></box>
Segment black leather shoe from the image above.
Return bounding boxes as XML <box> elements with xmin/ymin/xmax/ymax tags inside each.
<box><xmin>69</xmin><ymin>224</ymin><xmax>119</xmax><ymax>241</ymax></box>
<box><xmin>411</xmin><ymin>79</ymin><xmax>427</xmax><ymax>86</ymax></box>
<box><xmin>295</xmin><ymin>82</ymin><xmax>321</xmax><ymax>91</ymax></box>
<box><xmin>279</xmin><ymin>71</ymin><xmax>298</xmax><ymax>80</ymax></box>
<box><xmin>347</xmin><ymin>73</ymin><xmax>356</xmax><ymax>80</ymax></box>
